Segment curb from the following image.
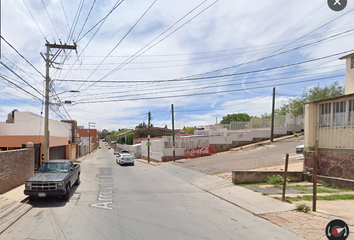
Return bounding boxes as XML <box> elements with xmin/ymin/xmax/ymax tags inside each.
<box><xmin>229</xmin><ymin>134</ymin><xmax>300</xmax><ymax>152</ymax></box>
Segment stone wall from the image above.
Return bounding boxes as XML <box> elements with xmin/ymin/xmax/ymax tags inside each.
<box><xmin>304</xmin><ymin>151</ymin><xmax>354</xmax><ymax>180</ymax></box>
<box><xmin>0</xmin><ymin>148</ymin><xmax>35</xmax><ymax>194</ymax></box>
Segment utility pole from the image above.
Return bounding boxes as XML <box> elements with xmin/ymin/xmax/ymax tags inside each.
<box><xmin>43</xmin><ymin>42</ymin><xmax>76</xmax><ymax>161</ymax></box>
<box><xmin>172</xmin><ymin>104</ymin><xmax>175</xmax><ymax>162</ymax></box>
<box><xmin>148</xmin><ymin>111</ymin><xmax>151</xmax><ymax>163</ymax></box>
<box><xmin>88</xmin><ymin>122</ymin><xmax>95</xmax><ymax>154</ymax></box>
<box><xmin>270</xmin><ymin>87</ymin><xmax>276</xmax><ymax>142</ymax></box>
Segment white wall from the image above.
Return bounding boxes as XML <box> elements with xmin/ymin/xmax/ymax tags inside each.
<box><xmin>0</xmin><ymin>111</ymin><xmax>71</xmax><ymax>138</ymax></box>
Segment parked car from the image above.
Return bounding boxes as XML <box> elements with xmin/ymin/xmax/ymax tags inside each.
<box><xmin>121</xmin><ymin>150</ymin><xmax>129</xmax><ymax>154</ymax></box>
<box><xmin>114</xmin><ymin>149</ymin><xmax>120</xmax><ymax>155</ymax></box>
<box><xmin>116</xmin><ymin>153</ymin><xmax>134</xmax><ymax>166</ymax></box>
<box><xmin>24</xmin><ymin>160</ymin><xmax>80</xmax><ymax>201</ymax></box>
<box><xmin>108</xmin><ymin>146</ymin><xmax>111</xmax><ymax>149</ymax></box>
<box><xmin>296</xmin><ymin>144</ymin><xmax>304</xmax><ymax>154</ymax></box>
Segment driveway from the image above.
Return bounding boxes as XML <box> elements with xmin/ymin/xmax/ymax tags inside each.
<box><xmin>173</xmin><ymin>136</ymin><xmax>304</xmax><ymax>175</ymax></box>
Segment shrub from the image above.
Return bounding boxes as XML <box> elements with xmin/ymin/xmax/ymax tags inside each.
<box><xmin>266</xmin><ymin>175</ymin><xmax>288</xmax><ymax>185</ymax></box>
<box><xmin>295</xmin><ymin>202</ymin><xmax>310</xmax><ymax>213</ymax></box>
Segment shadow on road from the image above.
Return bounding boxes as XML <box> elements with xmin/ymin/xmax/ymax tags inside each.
<box><xmin>26</xmin><ymin>184</ymin><xmax>80</xmax><ymax>208</ymax></box>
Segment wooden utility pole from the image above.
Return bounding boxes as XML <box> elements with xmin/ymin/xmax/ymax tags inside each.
<box><xmin>148</xmin><ymin>111</ymin><xmax>151</xmax><ymax>163</ymax></box>
<box><xmin>313</xmin><ymin>140</ymin><xmax>319</xmax><ymax>212</ymax></box>
<box><xmin>172</xmin><ymin>104</ymin><xmax>175</xmax><ymax>162</ymax></box>
<box><xmin>282</xmin><ymin>154</ymin><xmax>289</xmax><ymax>201</ymax></box>
<box><xmin>43</xmin><ymin>42</ymin><xmax>76</xmax><ymax>161</ymax></box>
<box><xmin>270</xmin><ymin>87</ymin><xmax>276</xmax><ymax>142</ymax></box>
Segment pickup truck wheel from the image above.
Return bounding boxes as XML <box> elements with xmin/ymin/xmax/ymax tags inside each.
<box><xmin>63</xmin><ymin>184</ymin><xmax>70</xmax><ymax>201</ymax></box>
<box><xmin>75</xmin><ymin>174</ymin><xmax>80</xmax><ymax>185</ymax></box>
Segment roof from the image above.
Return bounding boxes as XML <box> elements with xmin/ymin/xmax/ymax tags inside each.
<box><xmin>339</xmin><ymin>52</ymin><xmax>354</xmax><ymax>60</ymax></box>
<box><xmin>305</xmin><ymin>93</ymin><xmax>354</xmax><ymax>104</ymax></box>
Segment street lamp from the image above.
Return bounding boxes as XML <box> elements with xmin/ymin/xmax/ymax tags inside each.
<box><xmin>50</xmin><ymin>90</ymin><xmax>79</xmax><ymax>97</ymax></box>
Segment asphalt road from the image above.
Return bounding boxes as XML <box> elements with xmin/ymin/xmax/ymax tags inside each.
<box><xmin>173</xmin><ymin>136</ymin><xmax>305</xmax><ymax>175</ymax></box>
<box><xmin>1</xmin><ymin>141</ymin><xmax>305</xmax><ymax>240</ymax></box>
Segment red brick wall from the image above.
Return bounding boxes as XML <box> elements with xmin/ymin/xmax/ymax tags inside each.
<box><xmin>0</xmin><ymin>148</ymin><xmax>35</xmax><ymax>194</ymax></box>
<box><xmin>304</xmin><ymin>151</ymin><xmax>354</xmax><ymax>180</ymax></box>
<box><xmin>77</xmin><ymin>129</ymin><xmax>98</xmax><ymax>143</ymax></box>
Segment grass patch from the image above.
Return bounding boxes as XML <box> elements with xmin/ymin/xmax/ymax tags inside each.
<box><xmin>321</xmin><ymin>194</ymin><xmax>354</xmax><ymax>201</ymax></box>
<box><xmin>293</xmin><ymin>185</ymin><xmax>308</xmax><ymax>192</ymax></box>
<box><xmin>290</xmin><ymin>194</ymin><xmax>354</xmax><ymax>201</ymax></box>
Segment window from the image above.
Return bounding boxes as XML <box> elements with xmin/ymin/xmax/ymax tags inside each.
<box><xmin>319</xmin><ymin>103</ymin><xmax>331</xmax><ymax>127</ymax></box>
<box><xmin>333</xmin><ymin>101</ymin><xmax>346</xmax><ymax>126</ymax></box>
<box><xmin>349</xmin><ymin>100</ymin><xmax>354</xmax><ymax>125</ymax></box>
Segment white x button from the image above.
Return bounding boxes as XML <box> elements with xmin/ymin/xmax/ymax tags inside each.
<box><xmin>328</xmin><ymin>0</ymin><xmax>347</xmax><ymax>11</ymax></box>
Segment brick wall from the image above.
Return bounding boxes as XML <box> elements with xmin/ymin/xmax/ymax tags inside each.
<box><xmin>0</xmin><ymin>148</ymin><xmax>35</xmax><ymax>194</ymax></box>
<box><xmin>304</xmin><ymin>151</ymin><xmax>354</xmax><ymax>180</ymax></box>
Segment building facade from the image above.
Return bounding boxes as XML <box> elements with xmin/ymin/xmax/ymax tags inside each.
<box><xmin>0</xmin><ymin>110</ymin><xmax>76</xmax><ymax>169</ymax></box>
<box><xmin>304</xmin><ymin>53</ymin><xmax>354</xmax><ymax>180</ymax></box>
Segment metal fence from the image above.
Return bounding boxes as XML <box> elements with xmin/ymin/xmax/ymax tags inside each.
<box><xmin>220</xmin><ymin>115</ymin><xmax>286</xmax><ymax>130</ymax></box>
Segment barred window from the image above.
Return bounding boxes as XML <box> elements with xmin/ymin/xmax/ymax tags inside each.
<box><xmin>349</xmin><ymin>100</ymin><xmax>354</xmax><ymax>125</ymax></box>
<box><xmin>319</xmin><ymin>103</ymin><xmax>331</xmax><ymax>127</ymax></box>
<box><xmin>333</xmin><ymin>101</ymin><xmax>346</xmax><ymax>126</ymax></box>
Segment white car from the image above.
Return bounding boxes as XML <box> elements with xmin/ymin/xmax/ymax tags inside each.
<box><xmin>116</xmin><ymin>153</ymin><xmax>134</xmax><ymax>166</ymax></box>
<box><xmin>296</xmin><ymin>145</ymin><xmax>304</xmax><ymax>154</ymax></box>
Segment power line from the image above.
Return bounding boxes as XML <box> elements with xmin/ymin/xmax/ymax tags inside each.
<box><xmin>0</xmin><ymin>60</ymin><xmax>44</xmax><ymax>97</ymax></box>
<box><xmin>41</xmin><ymin>0</ymin><xmax>60</xmax><ymax>40</ymax></box>
<box><xmin>76</xmin><ymin>0</ymin><xmax>97</xmax><ymax>41</ymax></box>
<box><xmin>1</xmin><ymin>36</ymin><xmax>45</xmax><ymax>79</ymax></box>
<box><xmin>74</xmin><ymin>0</ymin><xmax>158</xmax><ymax>92</ymax></box>
<box><xmin>23</xmin><ymin>0</ymin><xmax>46</xmax><ymax>39</ymax></box>
<box><xmin>86</xmin><ymin>0</ymin><xmax>219</xmax><ymax>88</ymax></box>
<box><xmin>75</xmin><ymin>75</ymin><xmax>343</xmax><ymax>104</ymax></box>
<box><xmin>54</xmin><ymin>50</ymin><xmax>350</xmax><ymax>84</ymax></box>
<box><xmin>0</xmin><ymin>74</ymin><xmax>42</xmax><ymax>101</ymax></box>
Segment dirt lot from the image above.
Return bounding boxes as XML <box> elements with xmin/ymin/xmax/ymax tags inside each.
<box><xmin>173</xmin><ymin>135</ymin><xmax>304</xmax><ymax>175</ymax></box>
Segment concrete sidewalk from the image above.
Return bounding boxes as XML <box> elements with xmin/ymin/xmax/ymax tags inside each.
<box><xmin>160</xmin><ymin>163</ymin><xmax>353</xmax><ymax>240</ymax></box>
<box><xmin>0</xmin><ymin>187</ymin><xmax>31</xmax><ymax>234</ymax></box>
<box><xmin>160</xmin><ymin>163</ymin><xmax>295</xmax><ymax>215</ymax></box>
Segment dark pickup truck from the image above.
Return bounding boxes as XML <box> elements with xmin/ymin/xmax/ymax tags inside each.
<box><xmin>24</xmin><ymin>160</ymin><xmax>80</xmax><ymax>201</ymax></box>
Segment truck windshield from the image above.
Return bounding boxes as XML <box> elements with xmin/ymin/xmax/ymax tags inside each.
<box><xmin>38</xmin><ymin>162</ymin><xmax>69</xmax><ymax>173</ymax></box>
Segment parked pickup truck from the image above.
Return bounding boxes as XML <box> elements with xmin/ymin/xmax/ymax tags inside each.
<box><xmin>24</xmin><ymin>160</ymin><xmax>80</xmax><ymax>201</ymax></box>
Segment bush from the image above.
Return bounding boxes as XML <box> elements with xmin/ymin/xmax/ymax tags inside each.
<box><xmin>266</xmin><ymin>175</ymin><xmax>289</xmax><ymax>185</ymax></box>
<box><xmin>295</xmin><ymin>202</ymin><xmax>310</xmax><ymax>213</ymax></box>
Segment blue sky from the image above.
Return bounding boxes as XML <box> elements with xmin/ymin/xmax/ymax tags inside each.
<box><xmin>0</xmin><ymin>0</ymin><xmax>353</xmax><ymax>131</ymax></box>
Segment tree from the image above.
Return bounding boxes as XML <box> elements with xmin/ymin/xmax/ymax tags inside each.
<box><xmin>183</xmin><ymin>126</ymin><xmax>194</xmax><ymax>134</ymax></box>
<box><xmin>220</xmin><ymin>113</ymin><xmax>252</xmax><ymax>124</ymax></box>
<box><xmin>98</xmin><ymin>129</ymin><xmax>110</xmax><ymax>139</ymax></box>
<box><xmin>277</xmin><ymin>81</ymin><xmax>344</xmax><ymax>116</ymax></box>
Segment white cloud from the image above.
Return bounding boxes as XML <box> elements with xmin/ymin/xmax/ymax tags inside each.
<box><xmin>0</xmin><ymin>0</ymin><xmax>352</xmax><ymax>131</ymax></box>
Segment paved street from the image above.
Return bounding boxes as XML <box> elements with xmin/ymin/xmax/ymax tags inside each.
<box><xmin>173</xmin><ymin>136</ymin><xmax>304</xmax><ymax>175</ymax></box>
<box><xmin>1</xmin><ymin>142</ymin><xmax>305</xmax><ymax>240</ymax></box>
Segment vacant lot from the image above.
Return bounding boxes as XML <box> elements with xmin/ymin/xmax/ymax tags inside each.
<box><xmin>173</xmin><ymin>136</ymin><xmax>304</xmax><ymax>175</ymax></box>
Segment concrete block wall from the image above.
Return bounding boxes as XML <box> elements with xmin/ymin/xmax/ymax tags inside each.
<box><xmin>0</xmin><ymin>148</ymin><xmax>35</xmax><ymax>194</ymax></box>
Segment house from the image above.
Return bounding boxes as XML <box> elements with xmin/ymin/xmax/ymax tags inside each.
<box><xmin>77</xmin><ymin>127</ymin><xmax>98</xmax><ymax>154</ymax></box>
<box><xmin>303</xmin><ymin>52</ymin><xmax>354</xmax><ymax>180</ymax></box>
<box><xmin>0</xmin><ymin>110</ymin><xmax>77</xmax><ymax>169</ymax></box>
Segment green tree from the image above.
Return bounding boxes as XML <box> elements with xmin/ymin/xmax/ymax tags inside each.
<box><xmin>183</xmin><ymin>126</ymin><xmax>195</xmax><ymax>134</ymax></box>
<box><xmin>220</xmin><ymin>113</ymin><xmax>252</xmax><ymax>124</ymax></box>
<box><xmin>98</xmin><ymin>129</ymin><xmax>110</xmax><ymax>139</ymax></box>
<box><xmin>277</xmin><ymin>81</ymin><xmax>344</xmax><ymax>116</ymax></box>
